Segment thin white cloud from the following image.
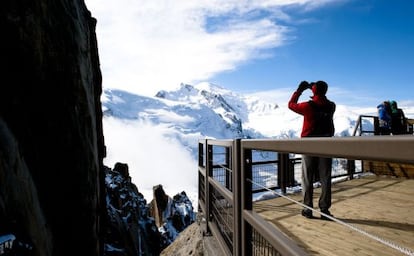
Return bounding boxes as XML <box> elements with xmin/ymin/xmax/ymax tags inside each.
<box><xmin>247</xmin><ymin>87</ymin><xmax>294</xmax><ymax>107</ymax></box>
<box><xmin>85</xmin><ymin>0</ymin><xmax>343</xmax><ymax>96</ymax></box>
<box><xmin>247</xmin><ymin>85</ymin><xmax>387</xmax><ymax>109</ymax></box>
<box><xmin>102</xmin><ymin>117</ymin><xmax>198</xmax><ymax>202</ymax></box>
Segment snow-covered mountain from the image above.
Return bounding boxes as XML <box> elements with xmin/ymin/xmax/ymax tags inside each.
<box><xmin>102</xmin><ymin>82</ymin><xmax>365</xmax><ymax>152</ymax></box>
<box><xmin>102</xmin><ymin>82</ymin><xmax>268</xmax><ymax>149</ymax></box>
<box><xmin>100</xmin><ymin>82</ymin><xmax>410</xmax><ymax>204</ymax></box>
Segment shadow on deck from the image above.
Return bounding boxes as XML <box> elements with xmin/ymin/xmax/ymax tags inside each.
<box><xmin>254</xmin><ymin>175</ymin><xmax>414</xmax><ymax>255</ymax></box>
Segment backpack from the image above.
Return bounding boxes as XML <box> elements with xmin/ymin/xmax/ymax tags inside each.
<box><xmin>308</xmin><ymin>100</ymin><xmax>335</xmax><ymax>137</ymax></box>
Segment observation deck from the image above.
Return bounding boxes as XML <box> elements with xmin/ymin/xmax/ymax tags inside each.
<box><xmin>198</xmin><ymin>134</ymin><xmax>414</xmax><ymax>255</ymax></box>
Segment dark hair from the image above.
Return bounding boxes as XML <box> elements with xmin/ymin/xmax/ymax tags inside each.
<box><xmin>314</xmin><ymin>80</ymin><xmax>328</xmax><ymax>95</ymax></box>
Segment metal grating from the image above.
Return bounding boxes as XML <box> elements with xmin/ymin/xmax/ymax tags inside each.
<box><xmin>251</xmin><ymin>163</ymin><xmax>278</xmax><ymax>192</ymax></box>
<box><xmin>252</xmin><ymin>227</ymin><xmax>281</xmax><ymax>256</ymax></box>
<box><xmin>210</xmin><ymin>185</ymin><xmax>234</xmax><ymax>253</ymax></box>
<box><xmin>198</xmin><ymin>172</ymin><xmax>205</xmax><ymax>205</ymax></box>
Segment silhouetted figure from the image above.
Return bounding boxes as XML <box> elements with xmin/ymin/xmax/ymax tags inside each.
<box><xmin>288</xmin><ymin>80</ymin><xmax>336</xmax><ymax>220</ymax></box>
<box><xmin>389</xmin><ymin>100</ymin><xmax>407</xmax><ymax>135</ymax></box>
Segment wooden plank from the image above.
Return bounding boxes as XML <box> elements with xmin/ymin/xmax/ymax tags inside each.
<box><xmin>254</xmin><ymin>175</ymin><xmax>414</xmax><ymax>255</ymax></box>
<box><xmin>364</xmin><ymin>161</ymin><xmax>414</xmax><ymax>178</ymax></box>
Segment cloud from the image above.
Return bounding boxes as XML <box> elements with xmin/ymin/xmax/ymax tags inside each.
<box><xmin>246</xmin><ymin>85</ymin><xmax>388</xmax><ymax>109</ymax></box>
<box><xmin>85</xmin><ymin>0</ymin><xmax>339</xmax><ymax>96</ymax></box>
<box><xmin>102</xmin><ymin>117</ymin><xmax>198</xmax><ymax>202</ymax></box>
<box><xmin>247</xmin><ymin>87</ymin><xmax>294</xmax><ymax>107</ymax></box>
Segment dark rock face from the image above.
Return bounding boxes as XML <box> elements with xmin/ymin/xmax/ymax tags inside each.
<box><xmin>0</xmin><ymin>120</ymin><xmax>53</xmax><ymax>255</ymax></box>
<box><xmin>0</xmin><ymin>1</ymin><xmax>196</xmax><ymax>255</ymax></box>
<box><xmin>0</xmin><ymin>1</ymin><xmax>105</xmax><ymax>256</ymax></box>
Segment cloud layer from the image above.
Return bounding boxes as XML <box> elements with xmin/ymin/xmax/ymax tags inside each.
<box><xmin>85</xmin><ymin>0</ymin><xmax>333</xmax><ymax>96</ymax></box>
<box><xmin>102</xmin><ymin>117</ymin><xmax>198</xmax><ymax>202</ymax></box>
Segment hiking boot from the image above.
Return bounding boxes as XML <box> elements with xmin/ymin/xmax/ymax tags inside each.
<box><xmin>301</xmin><ymin>209</ymin><xmax>313</xmax><ymax>219</ymax></box>
<box><xmin>320</xmin><ymin>210</ymin><xmax>333</xmax><ymax>221</ymax></box>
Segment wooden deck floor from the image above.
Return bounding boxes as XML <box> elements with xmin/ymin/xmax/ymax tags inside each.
<box><xmin>254</xmin><ymin>175</ymin><xmax>414</xmax><ymax>256</ymax></box>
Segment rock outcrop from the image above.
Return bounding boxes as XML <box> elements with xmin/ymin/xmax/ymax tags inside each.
<box><xmin>149</xmin><ymin>185</ymin><xmax>196</xmax><ymax>247</ymax></box>
<box><xmin>104</xmin><ymin>163</ymin><xmax>162</xmax><ymax>256</ymax></box>
<box><xmin>104</xmin><ymin>164</ymin><xmax>196</xmax><ymax>255</ymax></box>
<box><xmin>0</xmin><ymin>1</ymin><xmax>105</xmax><ymax>255</ymax></box>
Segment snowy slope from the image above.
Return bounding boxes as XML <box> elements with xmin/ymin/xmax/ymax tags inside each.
<box><xmin>101</xmin><ymin>82</ymin><xmax>413</xmax><ymax>203</ymax></box>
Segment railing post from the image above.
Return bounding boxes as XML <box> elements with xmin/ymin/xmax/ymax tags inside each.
<box><xmin>225</xmin><ymin>146</ymin><xmax>231</xmax><ymax>190</ymax></box>
<box><xmin>241</xmin><ymin>146</ymin><xmax>253</xmax><ymax>256</ymax></box>
<box><xmin>348</xmin><ymin>159</ymin><xmax>355</xmax><ymax>180</ymax></box>
<box><xmin>278</xmin><ymin>153</ymin><xmax>290</xmax><ymax>194</ymax></box>
<box><xmin>374</xmin><ymin>116</ymin><xmax>379</xmax><ymax>135</ymax></box>
<box><xmin>198</xmin><ymin>142</ymin><xmax>203</xmax><ymax>214</ymax></box>
<box><xmin>233</xmin><ymin>139</ymin><xmax>241</xmax><ymax>256</ymax></box>
<box><xmin>198</xmin><ymin>141</ymin><xmax>204</xmax><ymax>167</ymax></box>
<box><xmin>352</xmin><ymin>115</ymin><xmax>362</xmax><ymax>136</ymax></box>
<box><xmin>205</xmin><ymin>140</ymin><xmax>213</xmax><ymax>234</ymax></box>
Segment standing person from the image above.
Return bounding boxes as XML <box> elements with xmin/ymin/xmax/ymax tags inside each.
<box><xmin>389</xmin><ymin>100</ymin><xmax>407</xmax><ymax>135</ymax></box>
<box><xmin>288</xmin><ymin>80</ymin><xmax>336</xmax><ymax>220</ymax></box>
<box><xmin>377</xmin><ymin>101</ymin><xmax>392</xmax><ymax>135</ymax></box>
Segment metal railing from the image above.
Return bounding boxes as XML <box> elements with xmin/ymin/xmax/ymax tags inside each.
<box><xmin>353</xmin><ymin>115</ymin><xmax>414</xmax><ymax>136</ymax></box>
<box><xmin>352</xmin><ymin>115</ymin><xmax>378</xmax><ymax>136</ymax></box>
<box><xmin>198</xmin><ymin>136</ymin><xmax>414</xmax><ymax>256</ymax></box>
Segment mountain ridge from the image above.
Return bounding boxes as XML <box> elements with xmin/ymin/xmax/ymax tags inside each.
<box><xmin>102</xmin><ymin>82</ymin><xmax>363</xmax><ymax>142</ymax></box>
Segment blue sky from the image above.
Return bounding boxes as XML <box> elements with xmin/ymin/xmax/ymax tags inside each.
<box><xmin>86</xmin><ymin>0</ymin><xmax>413</xmax><ymax>107</ymax></box>
<box><xmin>211</xmin><ymin>0</ymin><xmax>414</xmax><ymax>107</ymax></box>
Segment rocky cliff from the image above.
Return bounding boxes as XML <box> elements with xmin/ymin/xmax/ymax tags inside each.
<box><xmin>0</xmin><ymin>1</ymin><xmax>104</xmax><ymax>255</ymax></box>
<box><xmin>0</xmin><ymin>2</ymin><xmax>196</xmax><ymax>256</ymax></box>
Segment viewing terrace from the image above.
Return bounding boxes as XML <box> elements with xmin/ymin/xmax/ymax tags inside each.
<box><xmin>197</xmin><ymin>116</ymin><xmax>414</xmax><ymax>256</ymax></box>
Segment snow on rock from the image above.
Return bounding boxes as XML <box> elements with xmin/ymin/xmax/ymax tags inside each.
<box><xmin>104</xmin><ymin>163</ymin><xmax>162</xmax><ymax>255</ymax></box>
<box><xmin>104</xmin><ymin>163</ymin><xmax>196</xmax><ymax>255</ymax></box>
<box><xmin>102</xmin><ymin>82</ymin><xmax>378</xmax><ymax>153</ymax></box>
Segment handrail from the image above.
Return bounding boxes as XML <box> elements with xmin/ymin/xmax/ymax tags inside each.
<box><xmin>198</xmin><ymin>136</ymin><xmax>414</xmax><ymax>256</ymax></box>
<box><xmin>209</xmin><ymin>177</ymin><xmax>233</xmax><ymax>203</ymax></box>
<box><xmin>352</xmin><ymin>115</ymin><xmax>378</xmax><ymax>136</ymax></box>
<box><xmin>241</xmin><ymin>136</ymin><xmax>414</xmax><ymax>164</ymax></box>
<box><xmin>353</xmin><ymin>115</ymin><xmax>414</xmax><ymax>136</ymax></box>
<box><xmin>243</xmin><ymin>210</ymin><xmax>306</xmax><ymax>256</ymax></box>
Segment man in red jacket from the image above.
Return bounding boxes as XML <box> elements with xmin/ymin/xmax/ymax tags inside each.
<box><xmin>288</xmin><ymin>80</ymin><xmax>336</xmax><ymax>220</ymax></box>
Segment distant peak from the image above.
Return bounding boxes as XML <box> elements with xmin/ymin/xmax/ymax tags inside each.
<box><xmin>194</xmin><ymin>82</ymin><xmax>230</xmax><ymax>95</ymax></box>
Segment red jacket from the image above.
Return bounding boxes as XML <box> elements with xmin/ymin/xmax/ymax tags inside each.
<box><xmin>288</xmin><ymin>91</ymin><xmax>336</xmax><ymax>137</ymax></box>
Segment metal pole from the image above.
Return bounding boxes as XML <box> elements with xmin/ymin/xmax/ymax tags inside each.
<box><xmin>278</xmin><ymin>153</ymin><xmax>289</xmax><ymax>194</ymax></box>
<box><xmin>225</xmin><ymin>146</ymin><xmax>231</xmax><ymax>190</ymax></box>
<box><xmin>241</xmin><ymin>146</ymin><xmax>253</xmax><ymax>256</ymax></box>
<box><xmin>205</xmin><ymin>140</ymin><xmax>212</xmax><ymax>234</ymax></box>
<box><xmin>348</xmin><ymin>159</ymin><xmax>355</xmax><ymax>180</ymax></box>
<box><xmin>233</xmin><ymin>139</ymin><xmax>241</xmax><ymax>256</ymax></box>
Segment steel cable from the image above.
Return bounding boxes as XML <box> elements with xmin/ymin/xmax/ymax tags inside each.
<box><xmin>247</xmin><ymin>178</ymin><xmax>414</xmax><ymax>256</ymax></box>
